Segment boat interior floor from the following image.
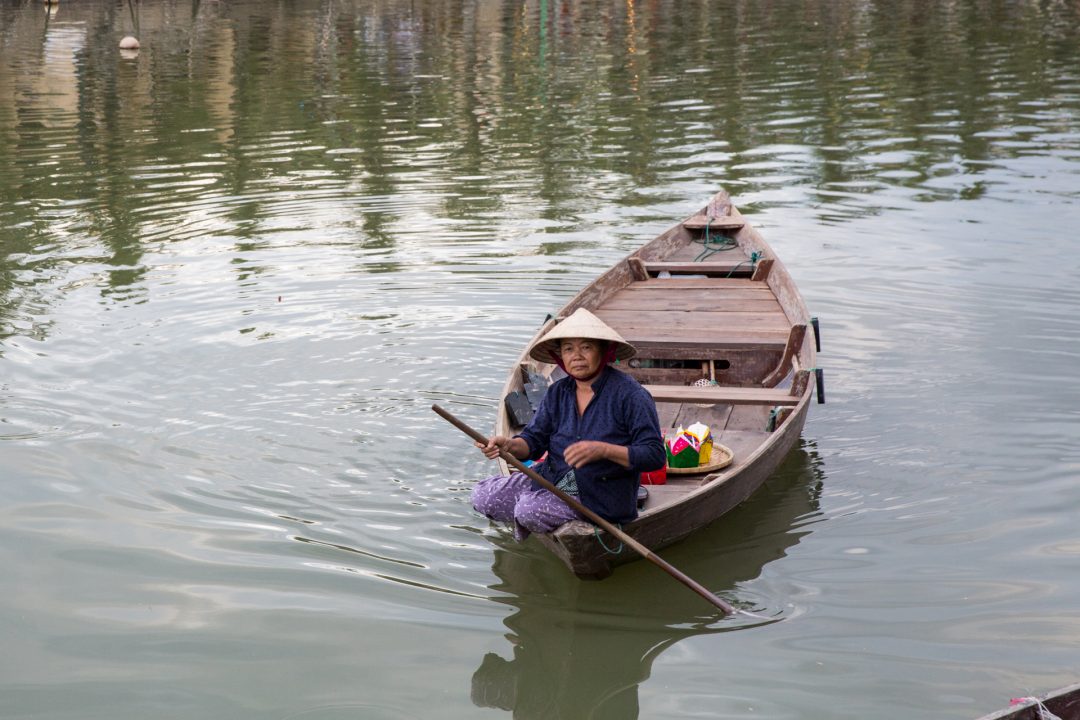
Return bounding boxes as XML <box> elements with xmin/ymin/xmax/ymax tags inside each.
<box><xmin>640</xmin><ymin>402</ymin><xmax>772</xmax><ymax>513</ymax></box>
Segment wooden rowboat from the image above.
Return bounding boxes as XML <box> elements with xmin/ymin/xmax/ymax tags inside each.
<box><xmin>495</xmin><ymin>190</ymin><xmax>822</xmax><ymax>579</ymax></box>
<box><xmin>976</xmin><ymin>683</ymin><xmax>1080</xmax><ymax>720</ymax></box>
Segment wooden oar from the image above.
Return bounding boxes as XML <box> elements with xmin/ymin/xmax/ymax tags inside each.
<box><xmin>432</xmin><ymin>403</ymin><xmax>742</xmax><ymax>616</ymax></box>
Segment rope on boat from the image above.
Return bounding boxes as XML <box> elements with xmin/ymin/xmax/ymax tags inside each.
<box><xmin>1009</xmin><ymin>697</ymin><xmax>1063</xmax><ymax>720</ymax></box>
<box><xmin>594</xmin><ymin>526</ymin><xmax>624</xmax><ymax>554</ymax></box>
<box><xmin>693</xmin><ymin>217</ymin><xmax>738</xmax><ymax>261</ymax></box>
<box><xmin>726</xmin><ymin>250</ymin><xmax>762</xmax><ymax>277</ymax></box>
<box><xmin>692</xmin><ymin>218</ymin><xmax>761</xmax><ymax>275</ymax></box>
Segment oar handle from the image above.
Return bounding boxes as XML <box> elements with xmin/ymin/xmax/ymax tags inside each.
<box><xmin>432</xmin><ymin>403</ymin><xmax>739</xmax><ymax>616</ymax></box>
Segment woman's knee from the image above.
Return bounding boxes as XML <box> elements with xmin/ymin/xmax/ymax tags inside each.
<box><xmin>471</xmin><ymin>476</ymin><xmax>502</xmax><ymax>515</ymax></box>
<box><xmin>514</xmin><ymin>491</ymin><xmax>577</xmax><ymax>534</ymax></box>
<box><xmin>472</xmin><ymin>474</ymin><xmax>527</xmax><ymax>521</ymax></box>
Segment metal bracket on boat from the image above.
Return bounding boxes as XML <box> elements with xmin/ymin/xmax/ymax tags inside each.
<box><xmin>809</xmin><ymin>317</ymin><xmax>824</xmax><ymax>403</ymax></box>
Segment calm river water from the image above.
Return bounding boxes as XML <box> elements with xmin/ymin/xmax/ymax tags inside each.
<box><xmin>2</xmin><ymin>1</ymin><xmax>1080</xmax><ymax>718</ymax></box>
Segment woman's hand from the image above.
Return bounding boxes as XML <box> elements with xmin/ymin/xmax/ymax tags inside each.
<box><xmin>477</xmin><ymin>435</ymin><xmax>510</xmax><ymax>459</ymax></box>
<box><xmin>564</xmin><ymin>440</ymin><xmax>629</xmax><ymax>468</ymax></box>
<box><xmin>476</xmin><ymin>435</ymin><xmax>528</xmax><ymax>460</ymax></box>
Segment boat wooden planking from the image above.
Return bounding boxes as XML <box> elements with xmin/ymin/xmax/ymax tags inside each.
<box><xmin>495</xmin><ymin>190</ymin><xmax>819</xmax><ymax>579</ymax></box>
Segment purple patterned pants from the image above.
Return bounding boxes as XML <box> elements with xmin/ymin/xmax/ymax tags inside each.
<box><xmin>471</xmin><ymin>472</ymin><xmax>582</xmax><ymax>540</ymax></box>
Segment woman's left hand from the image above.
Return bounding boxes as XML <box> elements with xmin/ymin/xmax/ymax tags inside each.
<box><xmin>564</xmin><ymin>440</ymin><xmax>616</xmax><ymax>468</ymax></box>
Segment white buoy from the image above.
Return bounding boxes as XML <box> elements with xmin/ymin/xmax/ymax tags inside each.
<box><xmin>119</xmin><ymin>36</ymin><xmax>140</xmax><ymax>50</ymax></box>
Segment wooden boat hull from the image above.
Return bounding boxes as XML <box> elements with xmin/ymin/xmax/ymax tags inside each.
<box><xmin>495</xmin><ymin>190</ymin><xmax>818</xmax><ymax>579</ymax></box>
<box><xmin>976</xmin><ymin>683</ymin><xmax>1080</xmax><ymax>720</ymax></box>
<box><xmin>537</xmin><ymin>397</ymin><xmax>809</xmax><ymax>577</ymax></box>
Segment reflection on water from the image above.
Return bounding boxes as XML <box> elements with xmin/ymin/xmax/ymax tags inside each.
<box><xmin>4</xmin><ymin>1</ymin><xmax>1079</xmax><ymax>305</ymax></box>
<box><xmin>2</xmin><ymin>0</ymin><xmax>1080</xmax><ymax>717</ymax></box>
<box><xmin>472</xmin><ymin>445</ymin><xmax>823</xmax><ymax>718</ymax></box>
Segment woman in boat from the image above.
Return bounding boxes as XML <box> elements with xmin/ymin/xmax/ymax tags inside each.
<box><xmin>472</xmin><ymin>308</ymin><xmax>666</xmax><ymax>539</ymax></box>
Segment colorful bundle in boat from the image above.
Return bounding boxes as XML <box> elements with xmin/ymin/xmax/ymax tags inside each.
<box><xmin>666</xmin><ymin>422</ymin><xmax>713</xmax><ymax>468</ymax></box>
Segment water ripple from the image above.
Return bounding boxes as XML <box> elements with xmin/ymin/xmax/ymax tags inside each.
<box><xmin>2</xmin><ymin>0</ymin><xmax>1080</xmax><ymax>716</ymax></box>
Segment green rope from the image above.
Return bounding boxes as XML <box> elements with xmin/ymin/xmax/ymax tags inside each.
<box><xmin>693</xmin><ymin>218</ymin><xmax>738</xmax><ymax>261</ymax></box>
<box><xmin>692</xmin><ymin>220</ymin><xmax>763</xmax><ymax>279</ymax></box>
<box><xmin>594</xmin><ymin>525</ymin><xmax>623</xmax><ymax>555</ymax></box>
<box><xmin>726</xmin><ymin>250</ymin><xmax>762</xmax><ymax>278</ymax></box>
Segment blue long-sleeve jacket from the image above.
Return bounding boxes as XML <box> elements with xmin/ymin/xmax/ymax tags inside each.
<box><xmin>516</xmin><ymin>366</ymin><xmax>665</xmax><ymax>524</ymax></box>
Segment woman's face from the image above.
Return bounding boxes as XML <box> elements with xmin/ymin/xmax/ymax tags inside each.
<box><xmin>558</xmin><ymin>338</ymin><xmax>604</xmax><ymax>380</ymax></box>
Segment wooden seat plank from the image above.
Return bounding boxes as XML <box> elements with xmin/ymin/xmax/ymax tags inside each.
<box><xmin>596</xmin><ymin>309</ymin><xmax>791</xmax><ymax>332</ymax></box>
<box><xmin>681</xmin><ymin>214</ymin><xmax>745</xmax><ymax>230</ymax></box>
<box><xmin>623</xmin><ymin>327</ymin><xmax>789</xmax><ymax>344</ymax></box>
<box><xmin>620</xmin><ymin>283</ymin><xmax>774</xmax><ymax>297</ymax></box>
<box><xmin>632</xmin><ymin>277</ymin><xmax>765</xmax><ymax>290</ymax></box>
<box><xmin>628</xmin><ymin>336</ymin><xmax>788</xmax><ymax>359</ymax></box>
<box><xmin>644</xmin><ymin>384</ymin><xmax>798</xmax><ymax>406</ymax></box>
<box><xmin>602</xmin><ymin>294</ymin><xmax>783</xmax><ymax>313</ymax></box>
<box><xmin>614</xmin><ymin>285</ymin><xmax>776</xmax><ymax>303</ymax></box>
<box><xmin>643</xmin><ymin>260</ymin><xmax>755</xmax><ymax>275</ymax></box>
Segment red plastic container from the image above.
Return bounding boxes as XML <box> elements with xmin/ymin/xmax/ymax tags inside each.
<box><xmin>640</xmin><ymin>466</ymin><xmax>667</xmax><ymax>485</ymax></box>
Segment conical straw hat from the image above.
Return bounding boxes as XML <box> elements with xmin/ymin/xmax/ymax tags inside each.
<box><xmin>528</xmin><ymin>308</ymin><xmax>637</xmax><ymax>364</ymax></box>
